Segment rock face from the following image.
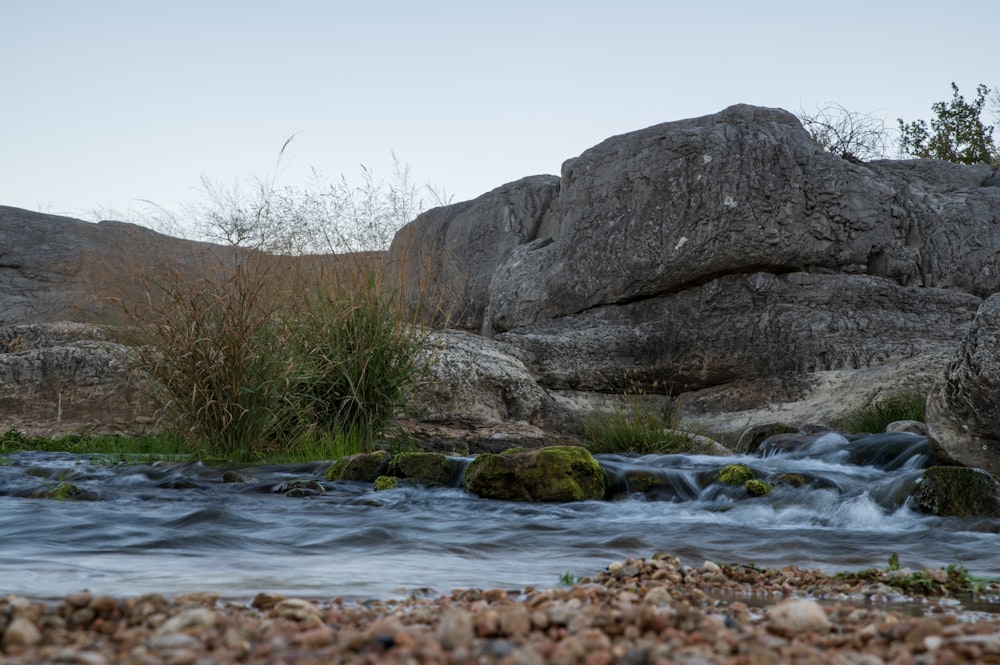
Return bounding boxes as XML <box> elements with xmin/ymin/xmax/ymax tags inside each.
<box><xmin>386</xmin><ymin>176</ymin><xmax>561</xmax><ymax>332</ymax></box>
<box><xmin>387</xmin><ymin>104</ymin><xmax>999</xmax><ymax>440</ymax></box>
<box><xmin>463</xmin><ymin>446</ymin><xmax>607</xmax><ymax>502</ymax></box>
<box><xmin>0</xmin><ymin>322</ymin><xmax>152</xmax><ymax>435</ymax></box>
<box><xmin>926</xmin><ymin>294</ymin><xmax>1000</xmax><ymax>475</ymax></box>
<box><xmin>0</xmin><ymin>206</ymin><xmax>237</xmax><ymax>326</ymax></box>
<box><xmin>484</xmin><ymin>106</ymin><xmax>998</xmax><ymax>332</ymax></box>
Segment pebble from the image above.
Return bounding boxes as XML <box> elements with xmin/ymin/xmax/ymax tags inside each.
<box><xmin>2</xmin><ymin>616</ymin><xmax>41</xmax><ymax>649</ymax></box>
<box><xmin>767</xmin><ymin>598</ymin><xmax>832</xmax><ymax>635</ymax></box>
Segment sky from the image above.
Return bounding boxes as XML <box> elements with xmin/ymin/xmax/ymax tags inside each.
<box><xmin>3</xmin><ymin>0</ymin><xmax>998</xmax><ymax>231</ymax></box>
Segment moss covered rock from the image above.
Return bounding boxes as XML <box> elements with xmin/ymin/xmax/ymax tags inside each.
<box><xmin>387</xmin><ymin>452</ymin><xmax>454</xmax><ymax>486</ymax></box>
<box><xmin>325</xmin><ymin>450</ymin><xmax>391</xmax><ymax>482</ymax></box>
<box><xmin>463</xmin><ymin>446</ymin><xmax>606</xmax><ymax>502</ymax></box>
<box><xmin>745</xmin><ymin>479</ymin><xmax>774</xmax><ymax>497</ymax></box>
<box><xmin>374</xmin><ymin>475</ymin><xmax>398</xmax><ymax>491</ymax></box>
<box><xmin>913</xmin><ymin>466</ymin><xmax>1000</xmax><ymax>518</ymax></box>
<box><xmin>718</xmin><ymin>463</ymin><xmax>753</xmax><ymax>486</ymax></box>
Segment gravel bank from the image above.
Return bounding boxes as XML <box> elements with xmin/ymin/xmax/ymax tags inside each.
<box><xmin>3</xmin><ymin>553</ymin><xmax>999</xmax><ymax>664</ymax></box>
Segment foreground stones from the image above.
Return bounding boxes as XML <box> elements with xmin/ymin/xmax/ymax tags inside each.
<box><xmin>2</xmin><ymin>554</ymin><xmax>999</xmax><ymax>664</ymax></box>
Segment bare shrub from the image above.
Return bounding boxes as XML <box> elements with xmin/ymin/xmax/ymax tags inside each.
<box><xmin>797</xmin><ymin>103</ymin><xmax>891</xmax><ymax>162</ymax></box>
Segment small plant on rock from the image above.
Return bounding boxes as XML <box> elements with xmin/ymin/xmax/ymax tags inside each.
<box><xmin>837</xmin><ymin>391</ymin><xmax>927</xmax><ymax>434</ymax></box>
<box><xmin>583</xmin><ymin>380</ymin><xmax>694</xmax><ymax>454</ymax></box>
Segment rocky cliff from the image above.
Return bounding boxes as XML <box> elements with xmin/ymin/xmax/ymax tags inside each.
<box><xmin>4</xmin><ymin>104</ymin><xmax>1000</xmax><ymax>442</ymax></box>
<box><xmin>388</xmin><ymin>104</ymin><xmax>999</xmax><ymax>440</ymax></box>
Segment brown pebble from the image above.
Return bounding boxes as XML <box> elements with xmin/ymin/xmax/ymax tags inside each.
<box><xmin>3</xmin><ymin>616</ymin><xmax>42</xmax><ymax>649</ymax></box>
<box><xmin>767</xmin><ymin>599</ymin><xmax>832</xmax><ymax>636</ymax></box>
<box><xmin>436</xmin><ymin>609</ymin><xmax>474</xmax><ymax>650</ymax></box>
<box><xmin>251</xmin><ymin>592</ymin><xmax>283</xmax><ymax>610</ymax></box>
<box><xmin>65</xmin><ymin>591</ymin><xmax>94</xmax><ymax>608</ymax></box>
<box><xmin>292</xmin><ymin>624</ymin><xmax>335</xmax><ymax>648</ymax></box>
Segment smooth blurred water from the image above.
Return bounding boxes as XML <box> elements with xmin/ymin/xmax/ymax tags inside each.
<box><xmin>1</xmin><ymin>431</ymin><xmax>998</xmax><ymax>601</ymax></box>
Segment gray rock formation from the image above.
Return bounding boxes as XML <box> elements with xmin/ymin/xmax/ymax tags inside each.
<box><xmin>0</xmin><ymin>322</ymin><xmax>152</xmax><ymax>435</ymax></box>
<box><xmin>389</xmin><ymin>104</ymin><xmax>999</xmax><ymax>441</ymax></box>
<box><xmin>5</xmin><ymin>104</ymin><xmax>1000</xmax><ymax>444</ymax></box>
<box><xmin>0</xmin><ymin>206</ymin><xmax>237</xmax><ymax>326</ymax></box>
<box><xmin>407</xmin><ymin>329</ymin><xmax>622</xmax><ymax>436</ymax></box>
<box><xmin>484</xmin><ymin>105</ymin><xmax>1000</xmax><ymax>332</ymax></box>
<box><xmin>385</xmin><ymin>176</ymin><xmax>560</xmax><ymax>331</ymax></box>
<box><xmin>926</xmin><ymin>294</ymin><xmax>1000</xmax><ymax>475</ymax></box>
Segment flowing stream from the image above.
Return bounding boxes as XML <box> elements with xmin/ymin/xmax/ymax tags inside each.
<box><xmin>1</xmin><ymin>431</ymin><xmax>998</xmax><ymax>601</ymax></box>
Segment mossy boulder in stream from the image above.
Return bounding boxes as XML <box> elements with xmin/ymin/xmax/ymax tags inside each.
<box><xmin>387</xmin><ymin>452</ymin><xmax>454</xmax><ymax>485</ymax></box>
<box><xmin>463</xmin><ymin>446</ymin><xmax>606</xmax><ymax>502</ymax></box>
<box><xmin>325</xmin><ymin>450</ymin><xmax>391</xmax><ymax>482</ymax></box>
<box><xmin>913</xmin><ymin>466</ymin><xmax>1000</xmax><ymax>518</ymax></box>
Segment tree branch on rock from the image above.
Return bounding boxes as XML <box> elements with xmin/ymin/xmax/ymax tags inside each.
<box><xmin>797</xmin><ymin>103</ymin><xmax>891</xmax><ymax>163</ymax></box>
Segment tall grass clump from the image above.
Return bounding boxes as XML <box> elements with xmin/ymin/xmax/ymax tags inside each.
<box><xmin>288</xmin><ymin>270</ymin><xmax>428</xmax><ymax>448</ymax></box>
<box><xmin>122</xmin><ymin>255</ymin><xmax>301</xmax><ymax>460</ymax></box>
<box><xmin>837</xmin><ymin>390</ymin><xmax>927</xmax><ymax>434</ymax></box>
<box><xmin>583</xmin><ymin>382</ymin><xmax>693</xmax><ymax>455</ymax></box>
<box><xmin>113</xmin><ymin>150</ymin><xmax>438</xmax><ymax>461</ymax></box>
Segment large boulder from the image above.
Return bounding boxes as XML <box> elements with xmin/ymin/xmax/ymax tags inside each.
<box><xmin>388</xmin><ymin>104</ymin><xmax>998</xmax><ymax>438</ymax></box>
<box><xmin>463</xmin><ymin>446</ymin><xmax>607</xmax><ymax>502</ymax></box>
<box><xmin>483</xmin><ymin>105</ymin><xmax>1000</xmax><ymax>332</ymax></box>
<box><xmin>926</xmin><ymin>294</ymin><xmax>1000</xmax><ymax>474</ymax></box>
<box><xmin>913</xmin><ymin>466</ymin><xmax>1000</xmax><ymax>518</ymax></box>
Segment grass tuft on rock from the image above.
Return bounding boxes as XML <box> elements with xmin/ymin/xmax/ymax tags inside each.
<box><xmin>584</xmin><ymin>383</ymin><xmax>694</xmax><ymax>455</ymax></box>
<box><xmin>837</xmin><ymin>391</ymin><xmax>927</xmax><ymax>434</ymax></box>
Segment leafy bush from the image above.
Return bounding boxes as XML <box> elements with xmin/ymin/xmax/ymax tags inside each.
<box><xmin>899</xmin><ymin>82</ymin><xmax>999</xmax><ymax>164</ymax></box>
<box><xmin>837</xmin><ymin>391</ymin><xmax>926</xmax><ymax>434</ymax></box>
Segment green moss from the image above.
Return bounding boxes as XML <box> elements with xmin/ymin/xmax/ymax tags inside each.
<box><xmin>913</xmin><ymin>466</ymin><xmax>1000</xmax><ymax>518</ymax></box>
<box><xmin>582</xmin><ymin>387</ymin><xmax>694</xmax><ymax>455</ymax></box>
<box><xmin>388</xmin><ymin>452</ymin><xmax>452</xmax><ymax>485</ymax></box>
<box><xmin>325</xmin><ymin>450</ymin><xmax>391</xmax><ymax>482</ymax></box>
<box><xmin>464</xmin><ymin>446</ymin><xmax>606</xmax><ymax>502</ymax></box>
<box><xmin>48</xmin><ymin>481</ymin><xmax>81</xmax><ymax>501</ymax></box>
<box><xmin>718</xmin><ymin>464</ymin><xmax>753</xmax><ymax>486</ymax></box>
<box><xmin>836</xmin><ymin>563</ymin><xmax>978</xmax><ymax>596</ymax></box>
<box><xmin>745</xmin><ymin>479</ymin><xmax>774</xmax><ymax>497</ymax></box>
<box><xmin>374</xmin><ymin>475</ymin><xmax>398</xmax><ymax>491</ymax></box>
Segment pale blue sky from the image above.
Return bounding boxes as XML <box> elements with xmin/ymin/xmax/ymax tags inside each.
<box><xmin>3</xmin><ymin>0</ymin><xmax>997</xmax><ymax>224</ymax></box>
